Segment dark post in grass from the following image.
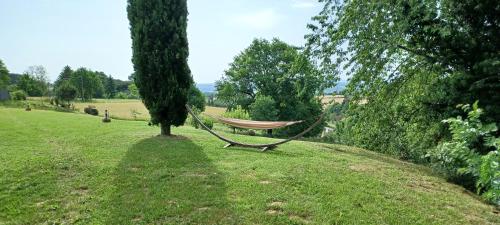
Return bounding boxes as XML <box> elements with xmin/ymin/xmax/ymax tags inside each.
<box><xmin>102</xmin><ymin>109</ymin><xmax>111</xmax><ymax>123</ymax></box>
<box><xmin>127</xmin><ymin>0</ymin><xmax>192</xmax><ymax>136</ymax></box>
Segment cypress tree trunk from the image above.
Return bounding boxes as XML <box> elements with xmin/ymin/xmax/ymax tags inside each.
<box><xmin>161</xmin><ymin>123</ymin><xmax>171</xmax><ymax>136</ymax></box>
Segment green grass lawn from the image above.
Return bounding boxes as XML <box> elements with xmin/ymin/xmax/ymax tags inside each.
<box><xmin>0</xmin><ymin>107</ymin><xmax>498</xmax><ymax>224</ymax></box>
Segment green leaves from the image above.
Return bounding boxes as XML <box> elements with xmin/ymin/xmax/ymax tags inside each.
<box><xmin>55</xmin><ymin>81</ymin><xmax>77</xmax><ymax>104</ymax></box>
<box><xmin>128</xmin><ymin>0</ymin><xmax>192</xmax><ymax>133</ymax></box>
<box><xmin>0</xmin><ymin>59</ymin><xmax>9</xmax><ymax>89</ymax></box>
<box><xmin>427</xmin><ymin>103</ymin><xmax>500</xmax><ymax>205</ymax></box>
<box><xmin>478</xmin><ymin>150</ymin><xmax>500</xmax><ymax>205</ymax></box>
<box><xmin>187</xmin><ymin>85</ymin><xmax>206</xmax><ymax>112</ymax></box>
<box><xmin>69</xmin><ymin>68</ymin><xmax>104</xmax><ymax>101</ymax></box>
<box><xmin>249</xmin><ymin>95</ymin><xmax>278</xmax><ymax>121</ymax></box>
<box><xmin>215</xmin><ymin>38</ymin><xmax>328</xmax><ymax>136</ymax></box>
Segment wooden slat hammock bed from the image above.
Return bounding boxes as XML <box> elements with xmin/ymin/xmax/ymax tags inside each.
<box><xmin>186</xmin><ymin>104</ymin><xmax>325</xmax><ymax>151</ymax></box>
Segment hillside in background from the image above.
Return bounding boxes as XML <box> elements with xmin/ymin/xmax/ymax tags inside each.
<box><xmin>324</xmin><ymin>80</ymin><xmax>347</xmax><ymax>94</ymax></box>
<box><xmin>196</xmin><ymin>81</ymin><xmax>348</xmax><ymax>94</ymax></box>
<box><xmin>196</xmin><ymin>83</ymin><xmax>216</xmax><ymax>93</ymax></box>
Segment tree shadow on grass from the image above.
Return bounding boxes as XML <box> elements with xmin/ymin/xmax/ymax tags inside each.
<box><xmin>105</xmin><ymin>136</ymin><xmax>238</xmax><ymax>224</ymax></box>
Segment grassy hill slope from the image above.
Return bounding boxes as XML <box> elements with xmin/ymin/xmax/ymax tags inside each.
<box><xmin>0</xmin><ymin>108</ymin><xmax>498</xmax><ymax>224</ymax></box>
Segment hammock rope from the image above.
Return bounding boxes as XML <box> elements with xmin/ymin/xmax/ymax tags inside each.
<box><xmin>186</xmin><ymin>104</ymin><xmax>325</xmax><ymax>151</ymax></box>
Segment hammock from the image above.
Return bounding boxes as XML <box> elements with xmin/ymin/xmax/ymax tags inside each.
<box><xmin>215</xmin><ymin>117</ymin><xmax>303</xmax><ymax>130</ymax></box>
<box><xmin>186</xmin><ymin>105</ymin><xmax>324</xmax><ymax>151</ymax></box>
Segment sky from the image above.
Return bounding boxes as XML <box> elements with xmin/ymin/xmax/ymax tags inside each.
<box><xmin>0</xmin><ymin>0</ymin><xmax>322</xmax><ymax>84</ymax></box>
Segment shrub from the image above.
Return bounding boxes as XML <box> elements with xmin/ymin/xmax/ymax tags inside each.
<box><xmin>187</xmin><ymin>85</ymin><xmax>206</xmax><ymax>112</ymax></box>
<box><xmin>187</xmin><ymin>109</ymin><xmax>213</xmax><ymax>130</ymax></box>
<box><xmin>187</xmin><ymin>114</ymin><xmax>198</xmax><ymax>129</ymax></box>
<box><xmin>249</xmin><ymin>95</ymin><xmax>278</xmax><ymax>121</ymax></box>
<box><xmin>116</xmin><ymin>92</ymin><xmax>129</xmax><ymax>99</ymax></box>
<box><xmin>201</xmin><ymin>116</ymin><xmax>214</xmax><ymax>129</ymax></box>
<box><xmin>223</xmin><ymin>105</ymin><xmax>249</xmax><ymax>120</ymax></box>
<box><xmin>478</xmin><ymin>147</ymin><xmax>500</xmax><ymax>205</ymax></box>
<box><xmin>55</xmin><ymin>82</ymin><xmax>77</xmax><ymax>105</ymax></box>
<box><xmin>84</xmin><ymin>105</ymin><xmax>99</xmax><ymax>116</ymax></box>
<box><xmin>11</xmin><ymin>90</ymin><xmax>27</xmax><ymax>101</ymax></box>
<box><xmin>426</xmin><ymin>102</ymin><xmax>499</xmax><ymax>205</ymax></box>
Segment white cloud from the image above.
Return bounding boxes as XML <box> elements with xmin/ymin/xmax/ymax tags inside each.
<box><xmin>291</xmin><ymin>0</ymin><xmax>318</xmax><ymax>8</ymax></box>
<box><xmin>233</xmin><ymin>9</ymin><xmax>283</xmax><ymax>30</ymax></box>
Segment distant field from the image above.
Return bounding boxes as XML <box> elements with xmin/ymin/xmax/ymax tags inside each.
<box><xmin>321</xmin><ymin>95</ymin><xmax>345</xmax><ymax>105</ymax></box>
<box><xmin>74</xmin><ymin>99</ymin><xmax>150</xmax><ymax>120</ymax></box>
<box><xmin>72</xmin><ymin>99</ymin><xmax>226</xmax><ymax>120</ymax></box>
<box><xmin>320</xmin><ymin>95</ymin><xmax>368</xmax><ymax>106</ymax></box>
<box><xmin>203</xmin><ymin>106</ymin><xmax>226</xmax><ymax>117</ymax></box>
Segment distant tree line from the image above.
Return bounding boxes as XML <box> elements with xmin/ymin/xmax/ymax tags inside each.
<box><xmin>0</xmin><ymin>62</ymin><xmax>141</xmax><ymax>103</ymax></box>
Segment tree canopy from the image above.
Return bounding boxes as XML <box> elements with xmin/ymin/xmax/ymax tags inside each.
<box><xmin>69</xmin><ymin>68</ymin><xmax>104</xmax><ymax>101</ymax></box>
<box><xmin>249</xmin><ymin>95</ymin><xmax>278</xmax><ymax>121</ymax></box>
<box><xmin>306</xmin><ymin>0</ymin><xmax>500</xmax><ymax>198</ymax></box>
<box><xmin>105</xmin><ymin>75</ymin><xmax>116</xmax><ymax>98</ymax></box>
<box><xmin>0</xmin><ymin>59</ymin><xmax>10</xmax><ymax>89</ymax></box>
<box><xmin>55</xmin><ymin>81</ymin><xmax>78</xmax><ymax>105</ymax></box>
<box><xmin>306</xmin><ymin>0</ymin><xmax>500</xmax><ymax>122</ymax></box>
<box><xmin>16</xmin><ymin>66</ymin><xmax>49</xmax><ymax>97</ymax></box>
<box><xmin>306</xmin><ymin>0</ymin><xmax>500</xmax><ymax>154</ymax></box>
<box><xmin>54</xmin><ymin>66</ymin><xmax>73</xmax><ymax>90</ymax></box>
<box><xmin>128</xmin><ymin>0</ymin><xmax>192</xmax><ymax>135</ymax></box>
<box><xmin>216</xmin><ymin>38</ymin><xmax>330</xmax><ymax>136</ymax></box>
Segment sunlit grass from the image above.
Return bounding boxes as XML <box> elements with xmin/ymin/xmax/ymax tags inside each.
<box><xmin>1</xmin><ymin>107</ymin><xmax>499</xmax><ymax>224</ymax></box>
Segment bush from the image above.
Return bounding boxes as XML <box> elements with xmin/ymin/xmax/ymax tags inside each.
<box><xmin>426</xmin><ymin>102</ymin><xmax>499</xmax><ymax>205</ymax></box>
<box><xmin>84</xmin><ymin>105</ymin><xmax>99</xmax><ymax>116</ymax></box>
<box><xmin>187</xmin><ymin>109</ymin><xmax>214</xmax><ymax>130</ymax></box>
<box><xmin>11</xmin><ymin>90</ymin><xmax>27</xmax><ymax>101</ymax></box>
<box><xmin>187</xmin><ymin>85</ymin><xmax>206</xmax><ymax>112</ymax></box>
<box><xmin>478</xmin><ymin>148</ymin><xmax>500</xmax><ymax>205</ymax></box>
<box><xmin>223</xmin><ymin>105</ymin><xmax>249</xmax><ymax>120</ymax></box>
<box><xmin>249</xmin><ymin>95</ymin><xmax>278</xmax><ymax>121</ymax></box>
<box><xmin>201</xmin><ymin>116</ymin><xmax>214</xmax><ymax>129</ymax></box>
<box><xmin>115</xmin><ymin>92</ymin><xmax>129</xmax><ymax>99</ymax></box>
<box><xmin>55</xmin><ymin>82</ymin><xmax>77</xmax><ymax>105</ymax></box>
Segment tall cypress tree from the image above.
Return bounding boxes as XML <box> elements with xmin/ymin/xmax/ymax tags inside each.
<box><xmin>127</xmin><ymin>0</ymin><xmax>192</xmax><ymax>136</ymax></box>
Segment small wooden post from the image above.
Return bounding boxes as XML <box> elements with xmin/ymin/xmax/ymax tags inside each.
<box><xmin>102</xmin><ymin>109</ymin><xmax>111</xmax><ymax>123</ymax></box>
